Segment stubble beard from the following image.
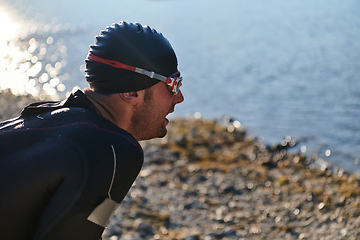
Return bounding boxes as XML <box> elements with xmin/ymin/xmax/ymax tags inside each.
<box><xmin>129</xmin><ymin>88</ymin><xmax>168</xmax><ymax>141</ymax></box>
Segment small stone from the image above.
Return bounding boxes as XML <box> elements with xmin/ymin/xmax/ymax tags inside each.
<box><xmin>340</xmin><ymin>228</ymin><xmax>348</xmax><ymax>236</ymax></box>
<box><xmin>133</xmin><ymin>219</ymin><xmax>152</xmax><ymax>234</ymax></box>
<box><xmin>105</xmin><ymin>223</ymin><xmax>122</xmax><ymax>237</ymax></box>
<box><xmin>183</xmin><ymin>235</ymin><xmax>199</xmax><ymax>240</ymax></box>
<box><xmin>108</xmin><ymin>236</ymin><xmax>119</xmax><ymax>240</ymax></box>
<box><xmin>184</xmin><ymin>203</ymin><xmax>192</xmax><ymax>210</ymax></box>
<box><xmin>224</xmin><ymin>227</ymin><xmax>236</xmax><ymax>236</ymax></box>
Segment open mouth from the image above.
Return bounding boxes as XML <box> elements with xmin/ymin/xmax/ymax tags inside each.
<box><xmin>165</xmin><ymin>105</ymin><xmax>175</xmax><ymax>126</ymax></box>
<box><xmin>164</xmin><ymin>117</ymin><xmax>169</xmax><ymax>126</ymax></box>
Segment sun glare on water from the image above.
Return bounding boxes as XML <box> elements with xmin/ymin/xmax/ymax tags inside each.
<box><xmin>0</xmin><ymin>5</ymin><xmax>72</xmax><ymax>100</ymax></box>
<box><xmin>0</xmin><ymin>7</ymin><xmax>28</xmax><ymax>94</ymax></box>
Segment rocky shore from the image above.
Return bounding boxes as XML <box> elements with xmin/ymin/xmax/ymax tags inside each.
<box><xmin>0</xmin><ymin>90</ymin><xmax>36</xmax><ymax>121</ymax></box>
<box><xmin>1</xmin><ymin>92</ymin><xmax>359</xmax><ymax>239</ymax></box>
<box><xmin>101</xmin><ymin>118</ymin><xmax>360</xmax><ymax>240</ymax></box>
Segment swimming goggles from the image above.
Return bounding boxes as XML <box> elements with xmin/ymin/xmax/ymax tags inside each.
<box><xmin>86</xmin><ymin>53</ymin><xmax>182</xmax><ymax>95</ymax></box>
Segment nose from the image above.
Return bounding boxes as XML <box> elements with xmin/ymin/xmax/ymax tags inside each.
<box><xmin>173</xmin><ymin>89</ymin><xmax>184</xmax><ymax>105</ymax></box>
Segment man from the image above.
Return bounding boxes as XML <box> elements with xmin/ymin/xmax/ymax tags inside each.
<box><xmin>0</xmin><ymin>21</ymin><xmax>184</xmax><ymax>240</ymax></box>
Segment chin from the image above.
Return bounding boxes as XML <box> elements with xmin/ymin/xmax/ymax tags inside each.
<box><xmin>155</xmin><ymin>127</ymin><xmax>167</xmax><ymax>139</ymax></box>
<box><xmin>139</xmin><ymin>127</ymin><xmax>167</xmax><ymax>141</ymax></box>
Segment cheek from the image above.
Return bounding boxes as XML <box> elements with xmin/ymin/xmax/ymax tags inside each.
<box><xmin>157</xmin><ymin>97</ymin><xmax>173</xmax><ymax>112</ymax></box>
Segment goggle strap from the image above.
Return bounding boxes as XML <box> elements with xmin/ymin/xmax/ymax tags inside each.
<box><xmin>87</xmin><ymin>53</ymin><xmax>168</xmax><ymax>83</ymax></box>
<box><xmin>86</xmin><ymin>53</ymin><xmax>182</xmax><ymax>94</ymax></box>
<box><xmin>135</xmin><ymin>68</ymin><xmax>168</xmax><ymax>82</ymax></box>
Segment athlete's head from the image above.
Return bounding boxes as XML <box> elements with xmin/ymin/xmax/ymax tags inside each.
<box><xmin>84</xmin><ymin>21</ymin><xmax>184</xmax><ymax>141</ymax></box>
<box><xmin>85</xmin><ymin>21</ymin><xmax>179</xmax><ymax>94</ymax></box>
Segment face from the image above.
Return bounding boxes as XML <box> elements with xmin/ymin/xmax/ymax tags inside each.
<box><xmin>129</xmin><ymin>82</ymin><xmax>184</xmax><ymax>141</ymax></box>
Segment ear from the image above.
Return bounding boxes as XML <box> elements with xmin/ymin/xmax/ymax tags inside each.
<box><xmin>119</xmin><ymin>91</ymin><xmax>140</xmax><ymax>105</ymax></box>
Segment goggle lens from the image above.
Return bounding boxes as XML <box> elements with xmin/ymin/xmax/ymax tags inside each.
<box><xmin>166</xmin><ymin>76</ymin><xmax>182</xmax><ymax>95</ymax></box>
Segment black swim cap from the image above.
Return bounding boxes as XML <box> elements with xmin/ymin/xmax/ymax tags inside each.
<box><xmin>85</xmin><ymin>21</ymin><xmax>179</xmax><ymax>93</ymax></box>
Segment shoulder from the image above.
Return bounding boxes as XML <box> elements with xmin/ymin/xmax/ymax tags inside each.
<box><xmin>52</xmin><ymin>107</ymin><xmax>144</xmax><ymax>154</ymax></box>
<box><xmin>1</xmin><ymin>106</ymin><xmax>143</xmax><ymax>158</ymax></box>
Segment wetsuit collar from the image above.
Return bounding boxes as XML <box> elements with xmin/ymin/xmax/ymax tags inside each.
<box><xmin>21</xmin><ymin>90</ymin><xmax>97</xmax><ymax>117</ymax></box>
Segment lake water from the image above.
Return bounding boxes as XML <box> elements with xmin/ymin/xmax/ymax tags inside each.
<box><xmin>1</xmin><ymin>0</ymin><xmax>360</xmax><ymax>173</ymax></box>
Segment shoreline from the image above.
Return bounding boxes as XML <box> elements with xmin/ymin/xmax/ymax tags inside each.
<box><xmin>1</xmin><ymin>92</ymin><xmax>360</xmax><ymax>239</ymax></box>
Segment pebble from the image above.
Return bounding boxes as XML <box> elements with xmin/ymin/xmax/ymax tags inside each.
<box><xmin>133</xmin><ymin>219</ymin><xmax>153</xmax><ymax>235</ymax></box>
<box><xmin>183</xmin><ymin>235</ymin><xmax>199</xmax><ymax>240</ymax></box>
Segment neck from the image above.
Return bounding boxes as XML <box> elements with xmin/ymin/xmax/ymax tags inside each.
<box><xmin>87</xmin><ymin>97</ymin><xmax>113</xmax><ymax>120</ymax></box>
<box><xmin>83</xmin><ymin>89</ymin><xmax>132</xmax><ymax>131</ymax></box>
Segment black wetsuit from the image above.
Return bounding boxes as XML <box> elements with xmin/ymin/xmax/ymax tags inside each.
<box><xmin>0</xmin><ymin>90</ymin><xmax>144</xmax><ymax>240</ymax></box>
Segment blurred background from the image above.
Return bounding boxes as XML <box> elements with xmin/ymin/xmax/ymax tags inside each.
<box><xmin>0</xmin><ymin>0</ymin><xmax>359</xmax><ymax>172</ymax></box>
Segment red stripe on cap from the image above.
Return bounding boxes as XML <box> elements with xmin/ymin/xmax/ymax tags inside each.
<box><xmin>87</xmin><ymin>53</ymin><xmax>136</xmax><ymax>72</ymax></box>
